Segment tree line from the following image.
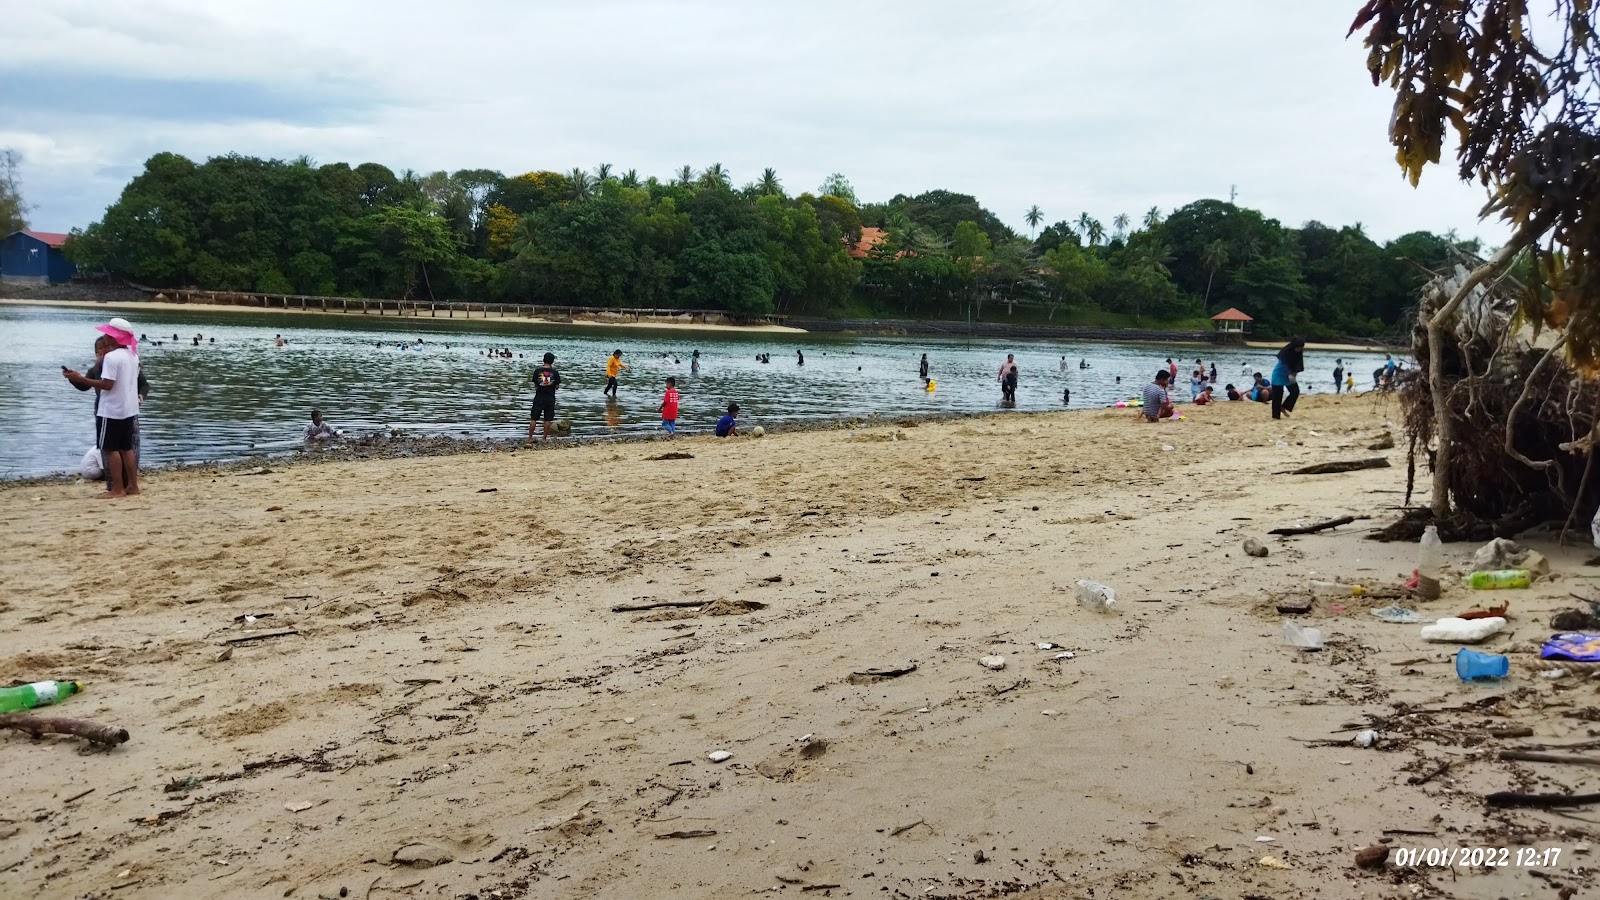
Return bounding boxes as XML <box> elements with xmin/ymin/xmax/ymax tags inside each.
<box><xmin>58</xmin><ymin>150</ymin><xmax>1474</xmax><ymax>337</ymax></box>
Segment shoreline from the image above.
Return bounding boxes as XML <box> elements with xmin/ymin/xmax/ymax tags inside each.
<box><xmin>0</xmin><ymin>297</ymin><xmax>808</xmax><ymax>334</ymax></box>
<box><xmin>0</xmin><ymin>407</ymin><xmax>1059</xmax><ymax>486</ymax></box>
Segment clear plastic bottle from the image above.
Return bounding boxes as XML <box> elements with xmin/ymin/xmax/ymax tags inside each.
<box><xmin>1074</xmin><ymin>580</ymin><xmax>1117</xmax><ymax>613</ymax></box>
<box><xmin>1281</xmin><ymin>621</ymin><xmax>1324</xmax><ymax>650</ymax></box>
<box><xmin>1417</xmin><ymin>525</ymin><xmax>1443</xmax><ymax>599</ymax></box>
<box><xmin>1465</xmin><ymin>569</ymin><xmax>1531</xmax><ymax>590</ymax></box>
<box><xmin>0</xmin><ymin>680</ymin><xmax>82</xmax><ymax>714</ymax></box>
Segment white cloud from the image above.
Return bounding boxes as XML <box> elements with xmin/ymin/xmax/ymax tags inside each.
<box><xmin>3</xmin><ymin>0</ymin><xmax>1502</xmax><ymax>245</ymax></box>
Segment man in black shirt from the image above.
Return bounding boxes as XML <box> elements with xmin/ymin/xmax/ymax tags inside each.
<box><xmin>529</xmin><ymin>352</ymin><xmax>562</xmax><ymax>444</ymax></box>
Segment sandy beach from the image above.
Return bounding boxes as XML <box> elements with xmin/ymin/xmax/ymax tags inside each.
<box><xmin>0</xmin><ymin>298</ymin><xmax>807</xmax><ymax>334</ymax></box>
<box><xmin>1</xmin><ymin>396</ymin><xmax>1594</xmax><ymax>899</ymax></box>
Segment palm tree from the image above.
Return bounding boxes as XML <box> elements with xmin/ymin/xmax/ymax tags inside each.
<box><xmin>1236</xmin><ymin>233</ymin><xmax>1262</xmax><ymax>261</ymax></box>
<box><xmin>675</xmin><ymin>165</ymin><xmax>696</xmax><ymax>188</ymax></box>
<box><xmin>1024</xmin><ymin>205</ymin><xmax>1043</xmax><ymax>239</ymax></box>
<box><xmin>1112</xmin><ymin>213</ymin><xmax>1130</xmax><ymax>242</ymax></box>
<box><xmin>1076</xmin><ymin>212</ymin><xmax>1093</xmax><ymax>242</ymax></box>
<box><xmin>1143</xmin><ymin>206</ymin><xmax>1163</xmax><ymax>229</ymax></box>
<box><xmin>701</xmin><ymin>162</ymin><xmax>730</xmax><ymax>188</ymax></box>
<box><xmin>619</xmin><ymin>169</ymin><xmax>640</xmax><ymax>189</ymax></box>
<box><xmin>1137</xmin><ymin>239</ymin><xmax>1174</xmax><ymax>277</ymax></box>
<box><xmin>1086</xmin><ymin>218</ymin><xmax>1105</xmax><ymax>247</ymax></box>
<box><xmin>757</xmin><ymin>167</ymin><xmax>783</xmax><ymax>196</ymax></box>
<box><xmin>594</xmin><ymin>163</ymin><xmax>613</xmax><ymax>183</ymax></box>
<box><xmin>565</xmin><ymin>168</ymin><xmax>593</xmax><ymax>202</ymax></box>
<box><xmin>1200</xmin><ymin>239</ymin><xmax>1229</xmax><ymax>309</ymax></box>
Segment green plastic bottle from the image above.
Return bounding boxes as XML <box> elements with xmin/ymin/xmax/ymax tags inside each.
<box><xmin>0</xmin><ymin>680</ymin><xmax>83</xmax><ymax>714</ymax></box>
<box><xmin>1465</xmin><ymin>569</ymin><xmax>1531</xmax><ymax>590</ymax></box>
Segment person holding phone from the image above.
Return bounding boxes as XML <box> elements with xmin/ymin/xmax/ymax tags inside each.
<box><xmin>63</xmin><ymin>317</ymin><xmax>143</xmax><ymax>498</ymax></box>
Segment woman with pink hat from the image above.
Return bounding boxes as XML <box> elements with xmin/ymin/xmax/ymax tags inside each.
<box><xmin>62</xmin><ymin>317</ymin><xmax>142</xmax><ymax>498</ymax></box>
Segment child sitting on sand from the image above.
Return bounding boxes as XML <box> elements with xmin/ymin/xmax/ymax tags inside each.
<box><xmin>715</xmin><ymin>402</ymin><xmax>739</xmax><ymax>437</ymax></box>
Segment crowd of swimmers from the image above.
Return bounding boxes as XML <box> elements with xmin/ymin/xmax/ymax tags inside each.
<box><xmin>90</xmin><ymin>316</ymin><xmax>1412</xmax><ymax>468</ymax></box>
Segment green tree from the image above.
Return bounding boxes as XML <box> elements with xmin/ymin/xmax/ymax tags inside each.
<box><xmin>818</xmin><ymin>173</ymin><xmax>858</xmax><ymax>206</ymax></box>
<box><xmin>370</xmin><ymin>205</ymin><xmax>463</xmax><ymax>300</ymax></box>
<box><xmin>0</xmin><ymin>148</ymin><xmax>28</xmax><ymax>235</ymax></box>
<box><xmin>1042</xmin><ymin>242</ymin><xmax>1107</xmax><ymax>318</ymax></box>
<box><xmin>1143</xmin><ymin>206</ymin><xmax>1163</xmax><ymax>229</ymax></box>
<box><xmin>950</xmin><ymin>220</ymin><xmax>991</xmax><ymax>259</ymax></box>
<box><xmin>758</xmin><ymin>168</ymin><xmax>783</xmax><ymax>197</ymax></box>
<box><xmin>675</xmin><ymin>166</ymin><xmax>696</xmax><ymax>188</ymax></box>
<box><xmin>1024</xmin><ymin>205</ymin><xmax>1043</xmax><ymax>239</ymax></box>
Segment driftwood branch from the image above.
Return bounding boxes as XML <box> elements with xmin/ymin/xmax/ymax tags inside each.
<box><xmin>1282</xmin><ymin>459</ymin><xmax>1391</xmax><ymax>476</ymax></box>
<box><xmin>223</xmin><ymin>628</ymin><xmax>299</xmax><ymax>644</ymax></box>
<box><xmin>1486</xmin><ymin>790</ymin><xmax>1600</xmax><ymax>809</ymax></box>
<box><xmin>1499</xmin><ymin>750</ymin><xmax>1600</xmax><ymax>767</ymax></box>
<box><xmin>611</xmin><ymin>601</ymin><xmax>705</xmax><ymax>613</ymax></box>
<box><xmin>0</xmin><ymin>714</ymin><xmax>130</xmax><ymax>747</ymax></box>
<box><xmin>1268</xmin><ymin>516</ymin><xmax>1357</xmax><ymax>536</ymax></box>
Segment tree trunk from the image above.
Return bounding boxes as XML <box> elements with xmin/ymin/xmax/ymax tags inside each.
<box><xmin>1203</xmin><ymin>270</ymin><xmax>1215</xmax><ymax>311</ymax></box>
<box><xmin>1419</xmin><ymin>214</ymin><xmax>1549</xmax><ymax>519</ymax></box>
<box><xmin>1425</xmin><ymin>303</ymin><xmax>1452</xmax><ymax>516</ymax></box>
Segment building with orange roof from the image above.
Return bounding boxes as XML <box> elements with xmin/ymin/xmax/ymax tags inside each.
<box><xmin>1210</xmin><ymin>307</ymin><xmax>1254</xmax><ymax>334</ymax></box>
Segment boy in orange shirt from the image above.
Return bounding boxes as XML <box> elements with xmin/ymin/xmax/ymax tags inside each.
<box><xmin>660</xmin><ymin>377</ymin><xmax>680</xmax><ymax>437</ymax></box>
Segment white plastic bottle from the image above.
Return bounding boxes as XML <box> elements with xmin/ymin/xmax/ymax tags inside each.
<box><xmin>1417</xmin><ymin>525</ymin><xmax>1443</xmax><ymax>599</ymax></box>
<box><xmin>1075</xmin><ymin>580</ymin><xmax>1117</xmax><ymax>613</ymax></box>
<box><xmin>1281</xmin><ymin>620</ymin><xmax>1324</xmax><ymax>650</ymax></box>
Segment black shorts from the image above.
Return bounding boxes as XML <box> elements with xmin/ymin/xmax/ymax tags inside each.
<box><xmin>606</xmin><ymin>376</ymin><xmax>618</xmax><ymax>390</ymax></box>
<box><xmin>531</xmin><ymin>397</ymin><xmax>556</xmax><ymax>422</ymax></box>
<box><xmin>100</xmin><ymin>416</ymin><xmax>138</xmax><ymax>453</ymax></box>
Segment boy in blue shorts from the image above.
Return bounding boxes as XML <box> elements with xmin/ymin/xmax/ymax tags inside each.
<box><xmin>660</xmin><ymin>377</ymin><xmax>680</xmax><ymax>437</ymax></box>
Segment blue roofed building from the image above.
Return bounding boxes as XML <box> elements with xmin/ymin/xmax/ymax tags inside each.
<box><xmin>1</xmin><ymin>230</ymin><xmax>76</xmax><ymax>284</ymax></box>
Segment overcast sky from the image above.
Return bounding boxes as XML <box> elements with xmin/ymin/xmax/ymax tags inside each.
<box><xmin>2</xmin><ymin>0</ymin><xmax>1501</xmax><ymax>244</ymax></box>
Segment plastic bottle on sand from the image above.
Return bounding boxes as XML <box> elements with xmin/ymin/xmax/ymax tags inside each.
<box><xmin>0</xmin><ymin>680</ymin><xmax>83</xmax><ymax>714</ymax></box>
<box><xmin>1075</xmin><ymin>580</ymin><xmax>1117</xmax><ymax>613</ymax></box>
<box><xmin>1465</xmin><ymin>569</ymin><xmax>1531</xmax><ymax>590</ymax></box>
<box><xmin>1416</xmin><ymin>525</ymin><xmax>1443</xmax><ymax>599</ymax></box>
<box><xmin>1310</xmin><ymin>580</ymin><xmax>1367</xmax><ymax>598</ymax></box>
<box><xmin>1281</xmin><ymin>621</ymin><xmax>1324</xmax><ymax>650</ymax></box>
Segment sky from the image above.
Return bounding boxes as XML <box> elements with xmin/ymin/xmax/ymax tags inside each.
<box><xmin>1</xmin><ymin>0</ymin><xmax>1503</xmax><ymax>245</ymax></box>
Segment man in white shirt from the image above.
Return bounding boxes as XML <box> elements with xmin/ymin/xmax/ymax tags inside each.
<box><xmin>64</xmin><ymin>318</ymin><xmax>142</xmax><ymax>498</ymax></box>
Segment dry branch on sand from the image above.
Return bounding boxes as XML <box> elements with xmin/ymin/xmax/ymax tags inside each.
<box><xmin>0</xmin><ymin>714</ymin><xmax>130</xmax><ymax>747</ymax></box>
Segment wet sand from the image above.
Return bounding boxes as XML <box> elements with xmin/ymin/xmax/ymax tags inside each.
<box><xmin>1</xmin><ymin>395</ymin><xmax>1593</xmax><ymax>899</ymax></box>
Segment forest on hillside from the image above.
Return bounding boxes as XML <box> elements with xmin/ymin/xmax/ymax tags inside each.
<box><xmin>64</xmin><ymin>153</ymin><xmax>1474</xmax><ymax>337</ymax></box>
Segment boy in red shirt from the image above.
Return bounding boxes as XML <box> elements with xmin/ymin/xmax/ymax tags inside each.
<box><xmin>660</xmin><ymin>377</ymin><xmax>680</xmax><ymax>437</ymax></box>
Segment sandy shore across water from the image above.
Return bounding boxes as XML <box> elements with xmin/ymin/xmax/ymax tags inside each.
<box><xmin>0</xmin><ymin>297</ymin><xmax>807</xmax><ymax>334</ymax></box>
<box><xmin>1</xmin><ymin>395</ymin><xmax>1593</xmax><ymax>899</ymax></box>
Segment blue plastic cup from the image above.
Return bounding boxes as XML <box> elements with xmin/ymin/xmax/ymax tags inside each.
<box><xmin>1455</xmin><ymin>648</ymin><xmax>1510</xmax><ymax>681</ymax></box>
